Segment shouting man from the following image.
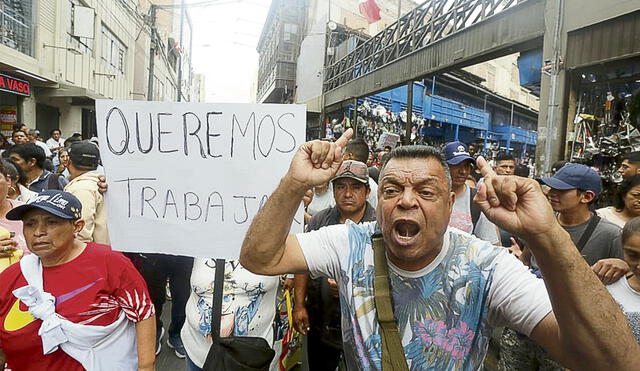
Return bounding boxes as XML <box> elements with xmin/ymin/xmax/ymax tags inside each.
<box><xmin>240</xmin><ymin>130</ymin><xmax>640</xmax><ymax>370</ymax></box>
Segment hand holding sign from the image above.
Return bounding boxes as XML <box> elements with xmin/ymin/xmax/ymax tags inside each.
<box><xmin>473</xmin><ymin>156</ymin><xmax>559</xmax><ymax>242</ymax></box>
<box><xmin>286</xmin><ymin>129</ymin><xmax>353</xmax><ymax>190</ymax></box>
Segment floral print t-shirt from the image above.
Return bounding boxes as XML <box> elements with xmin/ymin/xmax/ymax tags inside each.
<box><xmin>297</xmin><ymin>222</ymin><xmax>552</xmax><ymax>370</ymax></box>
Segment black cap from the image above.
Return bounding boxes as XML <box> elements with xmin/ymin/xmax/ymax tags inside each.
<box><xmin>68</xmin><ymin>142</ymin><xmax>100</xmax><ymax>168</ymax></box>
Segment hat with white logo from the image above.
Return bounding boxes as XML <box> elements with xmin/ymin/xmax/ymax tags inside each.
<box><xmin>7</xmin><ymin>190</ymin><xmax>83</xmax><ymax>221</ymax></box>
<box><xmin>443</xmin><ymin>141</ymin><xmax>475</xmax><ymax>165</ymax></box>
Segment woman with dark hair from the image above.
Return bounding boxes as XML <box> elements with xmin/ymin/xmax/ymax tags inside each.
<box><xmin>606</xmin><ymin>216</ymin><xmax>640</xmax><ymax>343</ymax></box>
<box><xmin>597</xmin><ymin>175</ymin><xmax>640</xmax><ymax>228</ymax></box>
<box><xmin>2</xmin><ymin>159</ymin><xmax>36</xmax><ymax>202</ymax></box>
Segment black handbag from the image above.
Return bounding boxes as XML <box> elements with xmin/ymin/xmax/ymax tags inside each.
<box><xmin>202</xmin><ymin>259</ymin><xmax>276</xmax><ymax>371</ymax></box>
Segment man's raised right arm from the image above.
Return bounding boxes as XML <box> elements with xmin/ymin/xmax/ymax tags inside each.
<box><xmin>240</xmin><ymin>130</ymin><xmax>353</xmax><ymax>276</ymax></box>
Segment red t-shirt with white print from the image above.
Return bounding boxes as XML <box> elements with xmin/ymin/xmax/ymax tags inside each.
<box><xmin>0</xmin><ymin>243</ymin><xmax>154</xmax><ymax>371</ymax></box>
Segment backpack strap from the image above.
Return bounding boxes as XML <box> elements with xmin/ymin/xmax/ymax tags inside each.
<box><xmin>576</xmin><ymin>215</ymin><xmax>601</xmax><ymax>252</ymax></box>
<box><xmin>469</xmin><ymin>187</ymin><xmax>481</xmax><ymax>232</ymax></box>
<box><xmin>372</xmin><ymin>234</ymin><xmax>409</xmax><ymax>371</ymax></box>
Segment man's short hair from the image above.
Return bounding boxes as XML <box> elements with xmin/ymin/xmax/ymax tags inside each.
<box><xmin>381</xmin><ymin>145</ymin><xmax>452</xmax><ymax>190</ymax></box>
<box><xmin>50</xmin><ymin>129</ymin><xmax>61</xmax><ymax>136</ymax></box>
<box><xmin>345</xmin><ymin>139</ymin><xmax>370</xmax><ymax>163</ymax></box>
<box><xmin>622</xmin><ymin>151</ymin><xmax>640</xmax><ymax>164</ymax></box>
<box><xmin>64</xmin><ymin>137</ymin><xmax>81</xmax><ymax>148</ymax></box>
<box><xmin>495</xmin><ymin>152</ymin><xmax>515</xmax><ymax>163</ymax></box>
<box><xmin>8</xmin><ymin>143</ymin><xmax>46</xmax><ymax>169</ymax></box>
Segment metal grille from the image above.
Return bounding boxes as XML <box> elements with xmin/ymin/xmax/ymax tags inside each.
<box><xmin>0</xmin><ymin>0</ymin><xmax>33</xmax><ymax>56</ymax></box>
<box><xmin>324</xmin><ymin>0</ymin><xmax>527</xmax><ymax>93</ymax></box>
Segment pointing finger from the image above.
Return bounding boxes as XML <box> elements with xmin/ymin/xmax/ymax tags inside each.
<box><xmin>334</xmin><ymin>128</ymin><xmax>354</xmax><ymax>150</ymax></box>
<box><xmin>476</xmin><ymin>156</ymin><xmax>497</xmax><ymax>178</ymax></box>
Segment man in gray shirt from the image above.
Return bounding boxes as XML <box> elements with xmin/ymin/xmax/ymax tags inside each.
<box><xmin>539</xmin><ymin>163</ymin><xmax>623</xmax><ymax>266</ymax></box>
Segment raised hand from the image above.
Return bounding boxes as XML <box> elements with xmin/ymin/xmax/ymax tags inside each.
<box><xmin>473</xmin><ymin>156</ymin><xmax>559</xmax><ymax>241</ymax></box>
<box><xmin>287</xmin><ymin>129</ymin><xmax>353</xmax><ymax>189</ymax></box>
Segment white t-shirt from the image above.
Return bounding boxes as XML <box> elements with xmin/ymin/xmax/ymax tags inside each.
<box><xmin>307</xmin><ymin>184</ymin><xmax>336</xmax><ymax>216</ymax></box>
<box><xmin>607</xmin><ymin>276</ymin><xmax>640</xmax><ymax>343</ymax></box>
<box><xmin>296</xmin><ymin>222</ymin><xmax>552</xmax><ymax>370</ymax></box>
<box><xmin>181</xmin><ymin>259</ymin><xmax>280</xmax><ymax>368</ymax></box>
<box><xmin>596</xmin><ymin>207</ymin><xmax>627</xmax><ymax>229</ymax></box>
<box><xmin>450</xmin><ymin>185</ymin><xmax>500</xmax><ymax>245</ymax></box>
<box><xmin>46</xmin><ymin>137</ymin><xmax>64</xmax><ymax>150</ymax></box>
<box><xmin>34</xmin><ymin>140</ymin><xmax>52</xmax><ymax>157</ymax></box>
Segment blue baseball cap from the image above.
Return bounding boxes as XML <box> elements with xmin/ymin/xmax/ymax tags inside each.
<box><xmin>539</xmin><ymin>163</ymin><xmax>602</xmax><ymax>196</ymax></box>
<box><xmin>7</xmin><ymin>190</ymin><xmax>83</xmax><ymax>221</ymax></box>
<box><xmin>444</xmin><ymin>141</ymin><xmax>475</xmax><ymax>165</ymax></box>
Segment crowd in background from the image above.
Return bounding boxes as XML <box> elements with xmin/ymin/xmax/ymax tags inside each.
<box><xmin>0</xmin><ymin>124</ymin><xmax>639</xmax><ymax>371</ymax></box>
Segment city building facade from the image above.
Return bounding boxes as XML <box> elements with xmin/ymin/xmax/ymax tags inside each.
<box><xmin>0</xmin><ymin>0</ymin><xmax>198</xmax><ymax>140</ymax></box>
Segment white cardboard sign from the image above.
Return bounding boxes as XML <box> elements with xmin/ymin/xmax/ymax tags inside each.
<box><xmin>95</xmin><ymin>100</ymin><xmax>306</xmax><ymax>259</ymax></box>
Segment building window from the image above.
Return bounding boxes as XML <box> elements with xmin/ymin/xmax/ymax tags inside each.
<box><xmin>69</xmin><ymin>0</ymin><xmax>94</xmax><ymax>55</ymax></box>
<box><xmin>0</xmin><ymin>0</ymin><xmax>33</xmax><ymax>56</ymax></box>
<box><xmin>101</xmin><ymin>24</ymin><xmax>127</xmax><ymax>74</ymax></box>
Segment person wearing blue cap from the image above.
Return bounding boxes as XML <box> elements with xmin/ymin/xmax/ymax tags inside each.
<box><xmin>443</xmin><ymin>141</ymin><xmax>500</xmax><ymax>245</ymax></box>
<box><xmin>0</xmin><ymin>190</ymin><xmax>156</xmax><ymax>370</ymax></box>
<box><xmin>240</xmin><ymin>129</ymin><xmax>640</xmax><ymax>370</ymax></box>
<box><xmin>539</xmin><ymin>163</ymin><xmax>624</xmax><ymax>269</ymax></box>
<box><xmin>498</xmin><ymin>163</ymin><xmax>628</xmax><ymax>370</ymax></box>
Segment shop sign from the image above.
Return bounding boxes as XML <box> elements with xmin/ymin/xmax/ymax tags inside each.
<box><xmin>0</xmin><ymin>73</ymin><xmax>30</xmax><ymax>97</ymax></box>
<box><xmin>0</xmin><ymin>106</ymin><xmax>16</xmax><ymax>136</ymax></box>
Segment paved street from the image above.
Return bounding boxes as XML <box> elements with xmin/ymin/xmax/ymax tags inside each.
<box><xmin>156</xmin><ymin>301</ymin><xmax>186</xmax><ymax>371</ymax></box>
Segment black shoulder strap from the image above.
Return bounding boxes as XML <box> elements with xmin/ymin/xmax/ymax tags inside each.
<box><xmin>47</xmin><ymin>172</ymin><xmax>62</xmax><ymax>190</ymax></box>
<box><xmin>469</xmin><ymin>187</ymin><xmax>481</xmax><ymax>230</ymax></box>
<box><xmin>210</xmin><ymin>258</ymin><xmax>225</xmax><ymax>340</ymax></box>
<box><xmin>576</xmin><ymin>215</ymin><xmax>601</xmax><ymax>252</ymax></box>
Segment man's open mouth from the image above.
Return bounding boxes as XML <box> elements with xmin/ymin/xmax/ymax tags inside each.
<box><xmin>394</xmin><ymin>220</ymin><xmax>420</xmax><ymax>241</ymax></box>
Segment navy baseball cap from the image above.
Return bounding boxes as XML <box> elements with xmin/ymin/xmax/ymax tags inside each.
<box><xmin>539</xmin><ymin>163</ymin><xmax>602</xmax><ymax>196</ymax></box>
<box><xmin>444</xmin><ymin>141</ymin><xmax>475</xmax><ymax>165</ymax></box>
<box><xmin>7</xmin><ymin>190</ymin><xmax>83</xmax><ymax>221</ymax></box>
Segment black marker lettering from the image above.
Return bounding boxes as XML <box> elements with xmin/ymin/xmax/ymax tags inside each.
<box><xmin>114</xmin><ymin>178</ymin><xmax>157</xmax><ymax>217</ymax></box>
<box><xmin>135</xmin><ymin>112</ymin><xmax>154</xmax><ymax>154</ymax></box>
<box><xmin>233</xmin><ymin>195</ymin><xmax>256</xmax><ymax>224</ymax></box>
<box><xmin>257</xmin><ymin>115</ymin><xmax>276</xmax><ymax>158</ymax></box>
<box><xmin>231</xmin><ymin>112</ymin><xmax>256</xmax><ymax>160</ymax></box>
<box><xmin>205</xmin><ymin>111</ymin><xmax>223</xmax><ymax>158</ymax></box>
<box><xmin>141</xmin><ymin>186</ymin><xmax>159</xmax><ymax>217</ymax></box>
<box><xmin>276</xmin><ymin>112</ymin><xmax>297</xmax><ymax>153</ymax></box>
<box><xmin>157</xmin><ymin>112</ymin><xmax>178</xmax><ymax>153</ymax></box>
<box><xmin>205</xmin><ymin>191</ymin><xmax>224</xmax><ymax>222</ymax></box>
<box><xmin>163</xmin><ymin>189</ymin><xmax>179</xmax><ymax>219</ymax></box>
<box><xmin>182</xmin><ymin>112</ymin><xmax>205</xmax><ymax>158</ymax></box>
<box><xmin>184</xmin><ymin>192</ymin><xmax>202</xmax><ymax>221</ymax></box>
<box><xmin>105</xmin><ymin>107</ymin><xmax>130</xmax><ymax>155</ymax></box>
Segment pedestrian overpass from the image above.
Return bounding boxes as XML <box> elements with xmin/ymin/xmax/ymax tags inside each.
<box><xmin>322</xmin><ymin>0</ymin><xmax>545</xmax><ymax>111</ymax></box>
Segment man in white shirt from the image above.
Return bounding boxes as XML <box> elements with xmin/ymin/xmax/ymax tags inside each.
<box><xmin>239</xmin><ymin>128</ymin><xmax>640</xmax><ymax>370</ymax></box>
<box><xmin>46</xmin><ymin>129</ymin><xmax>65</xmax><ymax>154</ymax></box>
<box><xmin>25</xmin><ymin>128</ymin><xmax>52</xmax><ymax>158</ymax></box>
<box><xmin>444</xmin><ymin>141</ymin><xmax>501</xmax><ymax>245</ymax></box>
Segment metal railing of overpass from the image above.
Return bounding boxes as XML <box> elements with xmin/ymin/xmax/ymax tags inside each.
<box><xmin>323</xmin><ymin>0</ymin><xmax>530</xmax><ymax>93</ymax></box>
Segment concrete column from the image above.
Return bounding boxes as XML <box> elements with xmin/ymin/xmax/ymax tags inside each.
<box><xmin>563</xmin><ymin>76</ymin><xmax>579</xmax><ymax>161</ymax></box>
<box><xmin>20</xmin><ymin>95</ymin><xmax>37</xmax><ymax>126</ymax></box>
<box><xmin>534</xmin><ymin>0</ymin><xmax>568</xmax><ymax>176</ymax></box>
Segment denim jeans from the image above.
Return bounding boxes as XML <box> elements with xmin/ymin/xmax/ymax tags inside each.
<box><xmin>185</xmin><ymin>354</ymin><xmax>202</xmax><ymax>371</ymax></box>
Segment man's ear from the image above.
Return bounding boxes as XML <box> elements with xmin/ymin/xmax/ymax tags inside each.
<box><xmin>581</xmin><ymin>190</ymin><xmax>596</xmax><ymax>204</ymax></box>
<box><xmin>73</xmin><ymin>219</ymin><xmax>85</xmax><ymax>234</ymax></box>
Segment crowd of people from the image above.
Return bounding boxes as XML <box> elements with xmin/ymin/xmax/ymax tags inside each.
<box><xmin>1</xmin><ymin>124</ymin><xmax>640</xmax><ymax>371</ymax></box>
